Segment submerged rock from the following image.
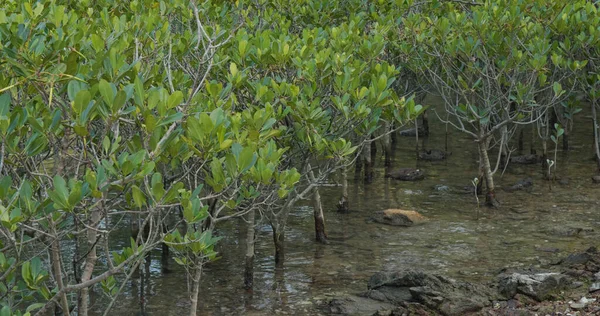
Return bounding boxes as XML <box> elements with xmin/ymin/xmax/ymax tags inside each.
<box><xmin>386</xmin><ymin>168</ymin><xmax>425</xmax><ymax>181</ymax></box>
<box><xmin>503</xmin><ymin>178</ymin><xmax>533</xmax><ymax>192</ymax></box>
<box><xmin>364</xmin><ymin>270</ymin><xmax>493</xmax><ymax>316</ymax></box>
<box><xmin>371</xmin><ymin>209</ymin><xmax>427</xmax><ymax>227</ymax></box>
<box><xmin>418</xmin><ymin>149</ymin><xmax>449</xmax><ymax>161</ymax></box>
<box><xmin>497</xmin><ymin>272</ymin><xmax>572</xmax><ymax>301</ymax></box>
<box><xmin>510</xmin><ymin>154</ymin><xmax>541</xmax><ymax>164</ymax></box>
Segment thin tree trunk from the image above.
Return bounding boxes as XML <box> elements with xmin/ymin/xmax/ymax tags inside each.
<box><xmin>244</xmin><ymin>209</ymin><xmax>255</xmax><ymax>289</ymax></box>
<box><xmin>390</xmin><ymin>122</ymin><xmax>397</xmax><ymax>146</ymax></box>
<box><xmin>415</xmin><ymin>118</ymin><xmax>419</xmax><ymax>161</ymax></box>
<box><xmin>422</xmin><ymin>110</ymin><xmax>429</xmax><ymax>136</ymax></box>
<box><xmin>384</xmin><ymin>123</ymin><xmax>392</xmax><ymax>168</ymax></box>
<box><xmin>530</xmin><ymin>122</ymin><xmax>536</xmax><ymax>155</ymax></box>
<box><xmin>364</xmin><ymin>143</ymin><xmax>373</xmax><ymax>183</ymax></box>
<box><xmin>312</xmin><ymin>186</ymin><xmax>327</xmax><ymax>243</ymax></box>
<box><xmin>370</xmin><ymin>135</ymin><xmax>377</xmax><ymax>168</ymax></box>
<box><xmin>337</xmin><ymin>166</ymin><xmax>349</xmax><ymax>212</ymax></box>
<box><xmin>188</xmin><ymin>259</ymin><xmax>203</xmax><ymax>316</ymax></box>
<box><xmin>592</xmin><ymin>101</ymin><xmax>600</xmax><ymax>172</ymax></box>
<box><xmin>78</xmin><ymin>207</ymin><xmax>101</xmax><ymax>316</ymax></box>
<box><xmin>518</xmin><ymin>128</ymin><xmax>524</xmax><ymax>155</ymax></box>
<box><xmin>50</xmin><ymin>223</ymin><xmax>71</xmax><ymax>316</ymax></box>
<box><xmin>272</xmin><ymin>223</ymin><xmax>285</xmax><ymax>266</ymax></box>
<box><xmin>354</xmin><ymin>149</ymin><xmax>363</xmax><ymax>180</ymax></box>
<box><xmin>478</xmin><ymin>137</ymin><xmax>498</xmax><ymax>207</ymax></box>
<box><xmin>161</xmin><ymin>241</ymin><xmax>169</xmax><ymax>273</ymax></box>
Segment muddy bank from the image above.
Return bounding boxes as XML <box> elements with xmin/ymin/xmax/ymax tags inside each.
<box><xmin>324</xmin><ymin>246</ymin><xmax>600</xmax><ymax>315</ymax></box>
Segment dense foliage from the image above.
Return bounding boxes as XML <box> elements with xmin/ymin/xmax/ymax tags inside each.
<box><xmin>0</xmin><ymin>0</ymin><xmax>599</xmax><ymax>315</ymax></box>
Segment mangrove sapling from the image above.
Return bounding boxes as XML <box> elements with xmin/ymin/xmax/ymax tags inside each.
<box><xmin>550</xmin><ymin>123</ymin><xmax>564</xmax><ymax>181</ymax></box>
<box><xmin>547</xmin><ymin>159</ymin><xmax>555</xmax><ymax>191</ymax></box>
<box><xmin>472</xmin><ymin>177</ymin><xmax>480</xmax><ymax>220</ymax></box>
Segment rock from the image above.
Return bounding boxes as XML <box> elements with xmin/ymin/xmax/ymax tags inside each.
<box><xmin>570</xmin><ymin>281</ymin><xmax>584</xmax><ymax>289</ymax></box>
<box><xmin>503</xmin><ymin>178</ymin><xmax>533</xmax><ymax>192</ymax></box>
<box><xmin>386</xmin><ymin>168</ymin><xmax>425</xmax><ymax>181</ymax></box>
<box><xmin>559</xmin><ymin>178</ymin><xmax>570</xmax><ymax>185</ymax></box>
<box><xmin>562</xmin><ymin>252</ymin><xmax>592</xmax><ymax>265</ymax></box>
<box><xmin>510</xmin><ymin>154</ymin><xmax>541</xmax><ymax>164</ymax></box>
<box><xmin>364</xmin><ymin>270</ymin><xmax>493</xmax><ymax>316</ymax></box>
<box><xmin>434</xmin><ymin>184</ymin><xmax>450</xmax><ymax>192</ymax></box>
<box><xmin>399</xmin><ymin>127</ymin><xmax>428</xmax><ymax>137</ymax></box>
<box><xmin>418</xmin><ymin>149</ymin><xmax>449</xmax><ymax>161</ymax></box>
<box><xmin>590</xmin><ymin>282</ymin><xmax>600</xmax><ymax>293</ymax></box>
<box><xmin>548</xmin><ymin>227</ymin><xmax>583</xmax><ymax>237</ymax></box>
<box><xmin>569</xmin><ymin>297</ymin><xmax>596</xmax><ymax>310</ymax></box>
<box><xmin>534</xmin><ymin>246</ymin><xmax>560</xmax><ymax>253</ymax></box>
<box><xmin>497</xmin><ymin>272</ymin><xmax>572</xmax><ymax>301</ymax></box>
<box><xmin>325</xmin><ymin>295</ymin><xmax>395</xmax><ymax>315</ymax></box>
<box><xmin>593</xmin><ymin>175</ymin><xmax>600</xmax><ymax>183</ymax></box>
<box><xmin>371</xmin><ymin>209</ymin><xmax>427</xmax><ymax>227</ymax></box>
<box><xmin>595</xmin><ymin>272</ymin><xmax>600</xmax><ymax>281</ymax></box>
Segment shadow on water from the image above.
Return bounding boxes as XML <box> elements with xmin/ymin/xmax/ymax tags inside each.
<box><xmin>91</xmin><ymin>96</ymin><xmax>600</xmax><ymax>315</ymax></box>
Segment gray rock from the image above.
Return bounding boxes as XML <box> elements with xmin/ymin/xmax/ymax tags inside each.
<box><xmin>326</xmin><ymin>295</ymin><xmax>395</xmax><ymax>315</ymax></box>
<box><xmin>562</xmin><ymin>252</ymin><xmax>592</xmax><ymax>265</ymax></box>
<box><xmin>364</xmin><ymin>270</ymin><xmax>493</xmax><ymax>316</ymax></box>
<box><xmin>510</xmin><ymin>154</ymin><xmax>541</xmax><ymax>164</ymax></box>
<box><xmin>503</xmin><ymin>178</ymin><xmax>533</xmax><ymax>192</ymax></box>
<box><xmin>595</xmin><ymin>272</ymin><xmax>600</xmax><ymax>281</ymax></box>
<box><xmin>497</xmin><ymin>272</ymin><xmax>571</xmax><ymax>301</ymax></box>
<box><xmin>593</xmin><ymin>175</ymin><xmax>600</xmax><ymax>183</ymax></box>
<box><xmin>434</xmin><ymin>184</ymin><xmax>450</xmax><ymax>192</ymax></box>
<box><xmin>418</xmin><ymin>149</ymin><xmax>449</xmax><ymax>161</ymax></box>
<box><xmin>570</xmin><ymin>297</ymin><xmax>597</xmax><ymax>310</ymax></box>
<box><xmin>590</xmin><ymin>282</ymin><xmax>600</xmax><ymax>293</ymax></box>
<box><xmin>385</xmin><ymin>168</ymin><xmax>425</xmax><ymax>181</ymax></box>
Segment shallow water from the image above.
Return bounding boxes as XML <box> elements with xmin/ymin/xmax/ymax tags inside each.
<box><xmin>91</xmin><ymin>97</ymin><xmax>600</xmax><ymax>315</ymax></box>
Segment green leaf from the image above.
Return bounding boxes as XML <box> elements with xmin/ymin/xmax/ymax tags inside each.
<box><xmin>167</xmin><ymin>91</ymin><xmax>183</xmax><ymax>109</ymax></box>
<box><xmin>238</xmin><ymin>147</ymin><xmax>257</xmax><ymax>173</ymax></box>
<box><xmin>0</xmin><ymin>93</ymin><xmax>11</xmax><ymax>116</ymax></box>
<box><xmin>151</xmin><ymin>173</ymin><xmax>165</xmax><ymax>201</ymax></box>
<box><xmin>131</xmin><ymin>185</ymin><xmax>146</xmax><ymax>208</ymax></box>
<box><xmin>1</xmin><ymin>305</ymin><xmax>10</xmax><ymax>316</ymax></box>
<box><xmin>553</xmin><ymin>82</ymin><xmax>562</xmax><ymax>96</ymax></box>
<box><xmin>134</xmin><ymin>76</ymin><xmax>144</xmax><ymax>106</ymax></box>
<box><xmin>112</xmin><ymin>90</ymin><xmax>127</xmax><ymax>113</ymax></box>
<box><xmin>73</xmin><ymin>90</ymin><xmax>91</xmax><ymax>115</ymax></box>
<box><xmin>99</xmin><ymin>79</ymin><xmax>115</xmax><ymax>106</ymax></box>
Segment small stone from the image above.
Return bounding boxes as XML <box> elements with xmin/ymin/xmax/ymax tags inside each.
<box><xmin>434</xmin><ymin>184</ymin><xmax>450</xmax><ymax>192</ymax></box>
<box><xmin>592</xmin><ymin>175</ymin><xmax>600</xmax><ymax>183</ymax></box>
<box><xmin>570</xmin><ymin>281</ymin><xmax>584</xmax><ymax>289</ymax></box>
<box><xmin>594</xmin><ymin>272</ymin><xmax>600</xmax><ymax>281</ymax></box>
<box><xmin>371</xmin><ymin>209</ymin><xmax>428</xmax><ymax>227</ymax></box>
<box><xmin>570</xmin><ymin>302</ymin><xmax>586</xmax><ymax>309</ymax></box>
<box><xmin>590</xmin><ymin>282</ymin><xmax>600</xmax><ymax>293</ymax></box>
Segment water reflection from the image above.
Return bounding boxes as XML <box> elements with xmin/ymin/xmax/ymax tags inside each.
<box><xmin>91</xmin><ymin>97</ymin><xmax>600</xmax><ymax>315</ymax></box>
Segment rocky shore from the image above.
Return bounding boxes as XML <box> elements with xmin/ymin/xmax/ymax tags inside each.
<box><xmin>324</xmin><ymin>246</ymin><xmax>600</xmax><ymax>315</ymax></box>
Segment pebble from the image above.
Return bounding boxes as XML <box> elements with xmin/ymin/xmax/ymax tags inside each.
<box><xmin>569</xmin><ymin>297</ymin><xmax>597</xmax><ymax>310</ymax></box>
<box><xmin>590</xmin><ymin>282</ymin><xmax>600</xmax><ymax>293</ymax></box>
